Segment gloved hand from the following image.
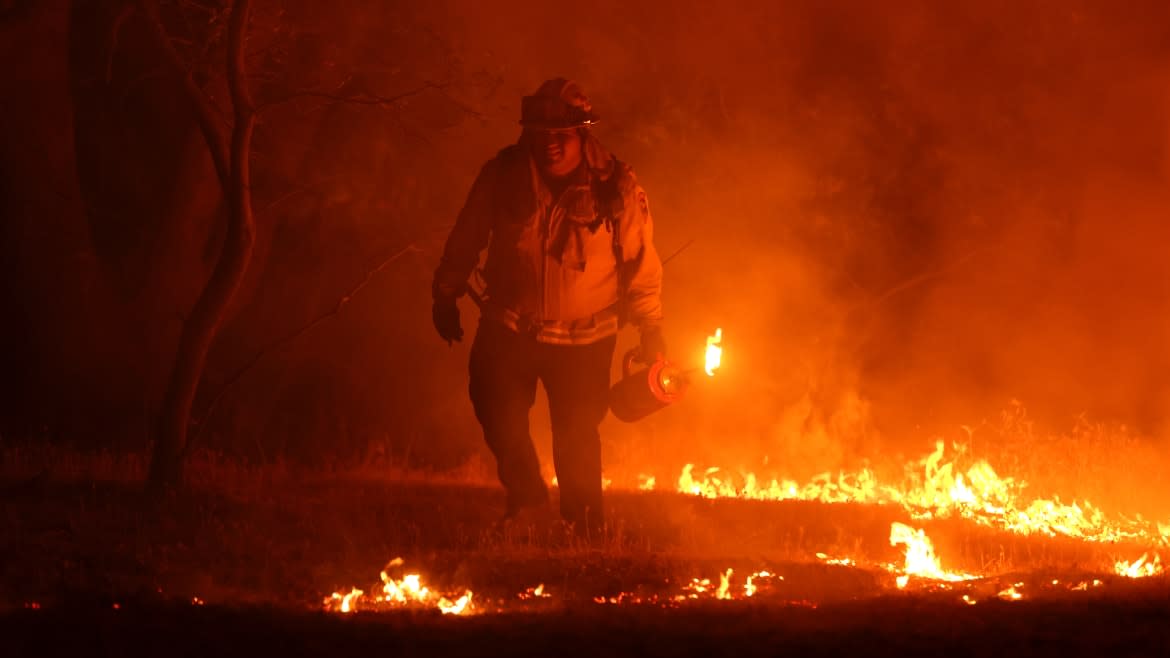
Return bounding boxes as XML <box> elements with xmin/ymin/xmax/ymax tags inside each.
<box><xmin>637</xmin><ymin>325</ymin><xmax>666</xmax><ymax>364</ymax></box>
<box><xmin>432</xmin><ymin>298</ymin><xmax>463</xmax><ymax>345</ymax></box>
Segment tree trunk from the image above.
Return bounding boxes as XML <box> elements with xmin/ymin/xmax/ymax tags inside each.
<box><xmin>147</xmin><ymin>0</ymin><xmax>253</xmax><ymax>491</ymax></box>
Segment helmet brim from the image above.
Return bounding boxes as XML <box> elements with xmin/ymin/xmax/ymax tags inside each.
<box><xmin>519</xmin><ymin>94</ymin><xmax>599</xmax><ymax>130</ymax></box>
<box><xmin>518</xmin><ymin>117</ymin><xmax>599</xmax><ymax>129</ymax></box>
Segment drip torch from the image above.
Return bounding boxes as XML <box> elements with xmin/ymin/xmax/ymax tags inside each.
<box><xmin>609</xmin><ymin>328</ymin><xmax>722</xmax><ymax>423</ymax></box>
<box><xmin>470</xmin><ymin>265</ymin><xmax>724</xmax><ymax>423</ymax></box>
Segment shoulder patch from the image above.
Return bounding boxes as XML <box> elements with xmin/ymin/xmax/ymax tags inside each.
<box><xmin>637</xmin><ymin>189</ymin><xmax>650</xmax><ymax>218</ymax></box>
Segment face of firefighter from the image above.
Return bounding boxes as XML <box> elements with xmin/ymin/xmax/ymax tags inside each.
<box><xmin>528</xmin><ymin>128</ymin><xmax>583</xmax><ymax>179</ymax></box>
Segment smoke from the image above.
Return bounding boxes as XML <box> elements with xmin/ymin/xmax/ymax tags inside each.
<box><xmin>3</xmin><ymin>1</ymin><xmax>1169</xmax><ymax>495</ymax></box>
<box><xmin>414</xmin><ymin>0</ymin><xmax>1170</xmax><ymax>477</ymax></box>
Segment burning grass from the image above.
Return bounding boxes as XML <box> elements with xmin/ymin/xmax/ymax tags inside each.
<box><xmin>1</xmin><ymin>418</ymin><xmax>1167</xmax><ymax>622</ymax></box>
<box><xmin>2</xmin><ymin>447</ymin><xmax>1168</xmax><ymax>657</ymax></box>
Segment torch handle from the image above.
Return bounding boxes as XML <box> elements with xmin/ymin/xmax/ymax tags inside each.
<box><xmin>621</xmin><ymin>349</ymin><xmax>639</xmax><ymax>378</ymax></box>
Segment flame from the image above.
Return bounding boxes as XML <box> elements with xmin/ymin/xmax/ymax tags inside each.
<box><xmin>997</xmin><ymin>583</ymin><xmax>1024</xmax><ymax>601</ymax></box>
<box><xmin>438</xmin><ymin>591</ymin><xmax>473</xmax><ymax>615</ymax></box>
<box><xmin>1114</xmin><ymin>553</ymin><xmax>1164</xmax><ymax>578</ymax></box>
<box><xmin>518</xmin><ymin>584</ymin><xmax>551</xmax><ymax>600</ymax></box>
<box><xmin>743</xmin><ymin>570</ymin><xmax>780</xmax><ymax>597</ymax></box>
<box><xmin>716</xmin><ymin>568</ymin><xmax>733</xmax><ymax>600</ymax></box>
<box><xmin>889</xmin><ymin>522</ymin><xmax>976</xmax><ymax>588</ymax></box>
<box><xmin>326</xmin><ymin>558</ymin><xmax>475</xmax><ymax>615</ymax></box>
<box><xmin>684</xmin><ymin>577</ymin><xmax>712</xmax><ymax>596</ymax></box>
<box><xmin>815</xmin><ymin>553</ymin><xmax>857</xmax><ymax>567</ymax></box>
<box><xmin>324</xmin><ymin>429</ymin><xmax>1170</xmax><ymax>613</ymax></box>
<box><xmin>704</xmin><ymin>328</ymin><xmax>723</xmax><ymax>376</ymax></box>
<box><xmin>661</xmin><ymin>440</ymin><xmax>1169</xmax><ymax>545</ymax></box>
<box><xmin>330</xmin><ymin>587</ymin><xmax>363</xmax><ymax>613</ymax></box>
<box><xmin>325</xmin><ymin>551</ymin><xmax>1139</xmax><ymax>614</ymax></box>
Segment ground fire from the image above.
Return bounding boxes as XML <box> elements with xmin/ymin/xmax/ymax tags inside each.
<box><xmin>325</xmin><ymin>336</ymin><xmax>1167</xmax><ymax>615</ymax></box>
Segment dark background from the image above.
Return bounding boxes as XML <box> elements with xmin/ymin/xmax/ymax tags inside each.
<box><xmin>2</xmin><ymin>0</ymin><xmax>1169</xmax><ymax>491</ymax></box>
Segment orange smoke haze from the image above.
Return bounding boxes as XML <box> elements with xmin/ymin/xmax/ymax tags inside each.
<box><xmin>1</xmin><ymin>0</ymin><xmax>1169</xmax><ymax>514</ymax></box>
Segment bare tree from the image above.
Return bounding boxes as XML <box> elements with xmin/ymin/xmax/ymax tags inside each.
<box><xmin>140</xmin><ymin>0</ymin><xmax>255</xmax><ymax>491</ymax></box>
<box><xmin>74</xmin><ymin>0</ymin><xmax>476</xmax><ymax>487</ymax></box>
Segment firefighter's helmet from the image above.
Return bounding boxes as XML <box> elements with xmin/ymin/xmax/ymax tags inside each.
<box><xmin>520</xmin><ymin>78</ymin><xmax>599</xmax><ymax>129</ymax></box>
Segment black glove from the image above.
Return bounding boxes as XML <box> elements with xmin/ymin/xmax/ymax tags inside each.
<box><xmin>638</xmin><ymin>325</ymin><xmax>666</xmax><ymax>364</ymax></box>
<box><xmin>432</xmin><ymin>298</ymin><xmax>463</xmax><ymax>345</ymax></box>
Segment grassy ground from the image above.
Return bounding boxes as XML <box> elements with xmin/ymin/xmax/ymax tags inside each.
<box><xmin>2</xmin><ymin>447</ymin><xmax>1168</xmax><ymax>656</ymax></box>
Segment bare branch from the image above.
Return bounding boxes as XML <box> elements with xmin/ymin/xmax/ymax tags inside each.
<box><xmin>256</xmin><ymin>82</ymin><xmax>444</xmax><ymax>112</ymax></box>
<box><xmin>137</xmin><ymin>0</ymin><xmax>231</xmax><ymax>190</ymax></box>
<box><xmin>254</xmin><ymin>174</ymin><xmax>347</xmax><ymax>218</ymax></box>
<box><xmin>184</xmin><ymin>243</ymin><xmax>423</xmax><ymax>457</ymax></box>
<box><xmin>226</xmin><ymin>0</ymin><xmax>253</xmax><ymax>116</ymax></box>
<box><xmin>865</xmin><ymin>248</ymin><xmax>980</xmax><ymax>311</ymax></box>
<box><xmin>661</xmin><ymin>238</ymin><xmax>696</xmax><ymax>267</ymax></box>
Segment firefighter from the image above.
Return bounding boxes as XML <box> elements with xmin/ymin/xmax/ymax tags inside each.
<box><xmin>431</xmin><ymin>78</ymin><xmax>665</xmax><ymax>535</ymax></box>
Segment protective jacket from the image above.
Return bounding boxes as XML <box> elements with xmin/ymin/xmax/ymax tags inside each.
<box><xmin>433</xmin><ymin>136</ymin><xmax>663</xmax><ymax>345</ymax></box>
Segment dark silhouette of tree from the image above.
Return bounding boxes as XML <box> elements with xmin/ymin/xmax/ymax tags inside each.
<box><xmin>138</xmin><ymin>0</ymin><xmax>255</xmax><ymax>491</ymax></box>
<box><xmin>59</xmin><ymin>0</ymin><xmax>482</xmax><ymax>484</ymax></box>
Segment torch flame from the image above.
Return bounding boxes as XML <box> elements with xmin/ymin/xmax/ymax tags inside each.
<box><xmin>704</xmin><ymin>328</ymin><xmax>723</xmax><ymax>377</ymax></box>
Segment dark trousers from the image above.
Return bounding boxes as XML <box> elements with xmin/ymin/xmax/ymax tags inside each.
<box><xmin>469</xmin><ymin>320</ymin><xmax>616</xmax><ymax>529</ymax></box>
